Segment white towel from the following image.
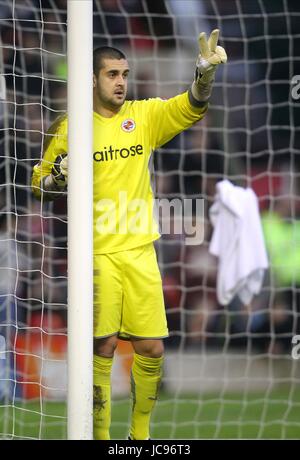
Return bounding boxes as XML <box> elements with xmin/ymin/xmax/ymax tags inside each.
<box><xmin>209</xmin><ymin>179</ymin><xmax>269</xmax><ymax>305</ymax></box>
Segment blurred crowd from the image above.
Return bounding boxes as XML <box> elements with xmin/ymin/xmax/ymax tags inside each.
<box><xmin>0</xmin><ymin>0</ymin><xmax>300</xmax><ymax>358</ymax></box>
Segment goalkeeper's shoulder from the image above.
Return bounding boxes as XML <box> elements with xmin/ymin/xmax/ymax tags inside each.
<box><xmin>45</xmin><ymin>113</ymin><xmax>68</xmax><ymax>144</ymax></box>
<box><xmin>142</xmin><ymin>91</ymin><xmax>209</xmax><ymax>123</ymax></box>
<box><xmin>136</xmin><ymin>91</ymin><xmax>208</xmax><ymax>111</ymax></box>
<box><xmin>38</xmin><ymin>113</ymin><xmax>68</xmax><ymax>159</ymax></box>
<box><xmin>47</xmin><ymin>112</ymin><xmax>68</xmax><ymax>133</ymax></box>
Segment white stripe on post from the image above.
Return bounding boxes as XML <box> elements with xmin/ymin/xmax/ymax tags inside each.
<box><xmin>67</xmin><ymin>0</ymin><xmax>93</xmax><ymax>440</ymax></box>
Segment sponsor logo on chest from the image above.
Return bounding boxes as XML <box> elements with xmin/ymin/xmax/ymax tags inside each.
<box><xmin>93</xmin><ymin>144</ymin><xmax>143</xmax><ymax>162</ymax></box>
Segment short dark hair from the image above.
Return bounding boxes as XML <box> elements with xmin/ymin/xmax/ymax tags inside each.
<box><xmin>93</xmin><ymin>46</ymin><xmax>127</xmax><ymax>76</ymax></box>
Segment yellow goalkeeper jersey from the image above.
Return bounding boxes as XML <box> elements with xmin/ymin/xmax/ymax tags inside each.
<box><xmin>32</xmin><ymin>91</ymin><xmax>207</xmax><ymax>254</ymax></box>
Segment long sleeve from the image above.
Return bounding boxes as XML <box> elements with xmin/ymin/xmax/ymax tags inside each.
<box><xmin>144</xmin><ymin>91</ymin><xmax>208</xmax><ymax>150</ymax></box>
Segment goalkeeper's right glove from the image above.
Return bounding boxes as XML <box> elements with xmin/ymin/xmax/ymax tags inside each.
<box><xmin>51</xmin><ymin>153</ymin><xmax>68</xmax><ymax>188</ymax></box>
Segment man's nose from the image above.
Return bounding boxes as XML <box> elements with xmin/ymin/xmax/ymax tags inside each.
<box><xmin>116</xmin><ymin>74</ymin><xmax>125</xmax><ymax>85</ymax></box>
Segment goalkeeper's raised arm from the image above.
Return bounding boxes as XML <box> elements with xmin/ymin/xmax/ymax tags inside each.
<box><xmin>31</xmin><ymin>114</ymin><xmax>68</xmax><ymax>201</ymax></box>
<box><xmin>143</xmin><ymin>29</ymin><xmax>227</xmax><ymax>150</ymax></box>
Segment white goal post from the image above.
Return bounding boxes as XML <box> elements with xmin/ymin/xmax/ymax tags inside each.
<box><xmin>67</xmin><ymin>0</ymin><xmax>93</xmax><ymax>440</ymax></box>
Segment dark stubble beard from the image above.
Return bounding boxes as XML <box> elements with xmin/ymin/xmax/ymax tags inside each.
<box><xmin>97</xmin><ymin>88</ymin><xmax>125</xmax><ymax>111</ymax></box>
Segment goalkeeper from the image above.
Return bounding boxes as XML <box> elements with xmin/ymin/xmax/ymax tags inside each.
<box><xmin>32</xmin><ymin>30</ymin><xmax>226</xmax><ymax>440</ymax></box>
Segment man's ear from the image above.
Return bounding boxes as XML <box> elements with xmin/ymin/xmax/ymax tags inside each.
<box><xmin>93</xmin><ymin>75</ymin><xmax>96</xmax><ymax>88</ymax></box>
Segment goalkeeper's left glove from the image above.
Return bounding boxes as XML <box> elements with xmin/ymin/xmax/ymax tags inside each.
<box><xmin>51</xmin><ymin>153</ymin><xmax>68</xmax><ymax>188</ymax></box>
<box><xmin>191</xmin><ymin>29</ymin><xmax>227</xmax><ymax>102</ymax></box>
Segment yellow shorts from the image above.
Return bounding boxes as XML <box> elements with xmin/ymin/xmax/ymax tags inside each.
<box><xmin>93</xmin><ymin>243</ymin><xmax>168</xmax><ymax>340</ymax></box>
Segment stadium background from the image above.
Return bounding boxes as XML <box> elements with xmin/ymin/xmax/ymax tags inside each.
<box><xmin>0</xmin><ymin>0</ymin><xmax>300</xmax><ymax>439</ymax></box>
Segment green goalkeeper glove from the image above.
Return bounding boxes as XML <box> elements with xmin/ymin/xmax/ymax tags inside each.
<box><xmin>51</xmin><ymin>153</ymin><xmax>68</xmax><ymax>188</ymax></box>
<box><xmin>192</xmin><ymin>29</ymin><xmax>227</xmax><ymax>102</ymax></box>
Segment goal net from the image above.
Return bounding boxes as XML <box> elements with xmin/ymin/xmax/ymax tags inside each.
<box><xmin>1</xmin><ymin>0</ymin><xmax>300</xmax><ymax>439</ymax></box>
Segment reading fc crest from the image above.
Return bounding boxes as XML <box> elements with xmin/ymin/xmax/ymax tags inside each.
<box><xmin>121</xmin><ymin>119</ymin><xmax>136</xmax><ymax>132</ymax></box>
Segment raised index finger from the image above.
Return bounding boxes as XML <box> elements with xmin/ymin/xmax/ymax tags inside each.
<box><xmin>208</xmin><ymin>29</ymin><xmax>219</xmax><ymax>52</ymax></box>
<box><xmin>198</xmin><ymin>32</ymin><xmax>210</xmax><ymax>59</ymax></box>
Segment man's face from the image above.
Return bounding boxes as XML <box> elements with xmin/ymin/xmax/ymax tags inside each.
<box><xmin>93</xmin><ymin>58</ymin><xmax>129</xmax><ymax>110</ymax></box>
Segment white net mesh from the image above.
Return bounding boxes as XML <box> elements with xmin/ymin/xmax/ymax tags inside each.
<box><xmin>0</xmin><ymin>0</ymin><xmax>68</xmax><ymax>439</ymax></box>
<box><xmin>1</xmin><ymin>0</ymin><xmax>300</xmax><ymax>440</ymax></box>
